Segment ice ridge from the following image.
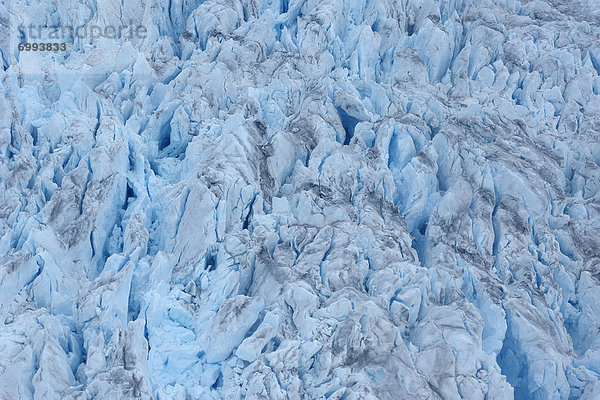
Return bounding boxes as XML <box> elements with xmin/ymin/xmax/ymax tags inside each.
<box><xmin>1</xmin><ymin>0</ymin><xmax>600</xmax><ymax>399</ymax></box>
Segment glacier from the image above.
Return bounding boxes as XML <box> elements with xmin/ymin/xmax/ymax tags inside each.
<box><xmin>1</xmin><ymin>0</ymin><xmax>600</xmax><ymax>398</ymax></box>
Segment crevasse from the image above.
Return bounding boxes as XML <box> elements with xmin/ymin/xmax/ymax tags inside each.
<box><xmin>1</xmin><ymin>0</ymin><xmax>599</xmax><ymax>399</ymax></box>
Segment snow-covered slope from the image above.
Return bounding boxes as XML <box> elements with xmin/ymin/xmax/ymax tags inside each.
<box><xmin>1</xmin><ymin>0</ymin><xmax>600</xmax><ymax>398</ymax></box>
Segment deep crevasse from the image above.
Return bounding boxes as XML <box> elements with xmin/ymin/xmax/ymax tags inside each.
<box><xmin>1</xmin><ymin>0</ymin><xmax>600</xmax><ymax>399</ymax></box>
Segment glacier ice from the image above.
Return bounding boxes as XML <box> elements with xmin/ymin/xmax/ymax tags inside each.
<box><xmin>1</xmin><ymin>0</ymin><xmax>600</xmax><ymax>398</ymax></box>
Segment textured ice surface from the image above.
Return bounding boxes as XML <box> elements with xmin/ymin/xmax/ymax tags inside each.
<box><xmin>1</xmin><ymin>0</ymin><xmax>600</xmax><ymax>399</ymax></box>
